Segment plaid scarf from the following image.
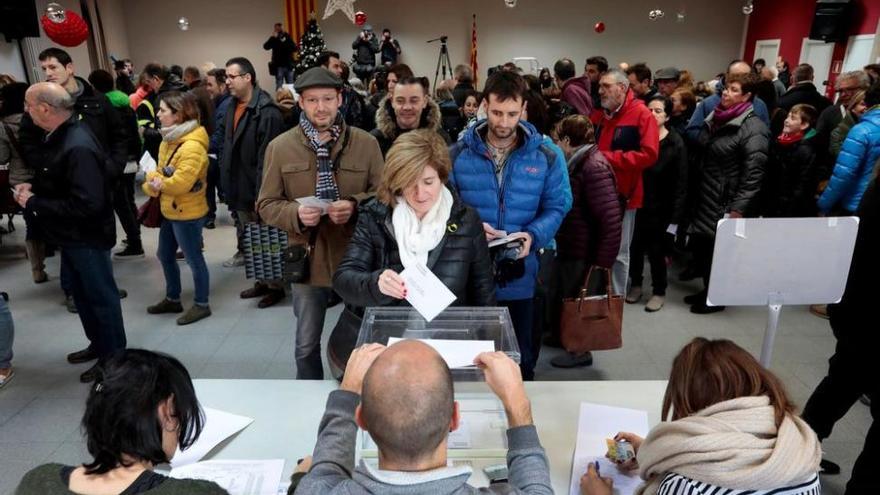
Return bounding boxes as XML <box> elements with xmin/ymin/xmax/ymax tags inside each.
<box><xmin>300</xmin><ymin>112</ymin><xmax>343</xmax><ymax>201</ymax></box>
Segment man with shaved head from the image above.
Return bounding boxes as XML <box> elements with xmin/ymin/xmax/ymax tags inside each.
<box><xmin>13</xmin><ymin>83</ymin><xmax>126</xmax><ymax>383</ymax></box>
<box><xmin>685</xmin><ymin>59</ymin><xmax>771</xmax><ymax>142</ymax></box>
<box><xmin>296</xmin><ymin>341</ymin><xmax>552</xmax><ymax>493</ymax></box>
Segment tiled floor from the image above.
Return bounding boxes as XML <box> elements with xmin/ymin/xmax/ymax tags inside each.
<box><xmin>0</xmin><ymin>207</ymin><xmax>870</xmax><ymax>494</ymax></box>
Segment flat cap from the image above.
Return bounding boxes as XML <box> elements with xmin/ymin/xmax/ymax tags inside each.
<box><xmin>654</xmin><ymin>67</ymin><xmax>681</xmax><ymax>81</ymax></box>
<box><xmin>294</xmin><ymin>67</ymin><xmax>343</xmax><ymax>92</ymax></box>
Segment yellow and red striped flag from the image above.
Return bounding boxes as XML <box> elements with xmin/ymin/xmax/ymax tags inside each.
<box><xmin>284</xmin><ymin>0</ymin><xmax>317</xmax><ymax>43</ymax></box>
<box><xmin>470</xmin><ymin>14</ymin><xmax>478</xmax><ymax>86</ymax></box>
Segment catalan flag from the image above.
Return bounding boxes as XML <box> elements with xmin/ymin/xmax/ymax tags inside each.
<box><xmin>285</xmin><ymin>0</ymin><xmax>317</xmax><ymax>43</ymax></box>
<box><xmin>470</xmin><ymin>14</ymin><xmax>478</xmax><ymax>86</ymax></box>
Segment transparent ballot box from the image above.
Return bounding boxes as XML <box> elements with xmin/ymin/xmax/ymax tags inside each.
<box><xmin>360</xmin><ymin>393</ymin><xmax>509</xmax><ymax>460</ymax></box>
<box><xmin>356</xmin><ymin>307</ymin><xmax>521</xmax><ymax>380</ymax></box>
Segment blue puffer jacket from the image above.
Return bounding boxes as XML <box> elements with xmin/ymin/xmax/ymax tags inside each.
<box><xmin>449</xmin><ymin>120</ymin><xmax>570</xmax><ymax>301</ymax></box>
<box><xmin>818</xmin><ymin>108</ymin><xmax>880</xmax><ymax>213</ymax></box>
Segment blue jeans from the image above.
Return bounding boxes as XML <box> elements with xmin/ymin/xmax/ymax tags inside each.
<box><xmin>0</xmin><ymin>296</ymin><xmax>13</xmax><ymax>369</ymax></box>
<box><xmin>62</xmin><ymin>247</ymin><xmax>126</xmax><ymax>358</ymax></box>
<box><xmin>291</xmin><ymin>284</ymin><xmax>332</xmax><ymax>379</ymax></box>
<box><xmin>275</xmin><ymin>66</ymin><xmax>293</xmax><ymax>89</ymax></box>
<box><xmin>157</xmin><ymin>218</ymin><xmax>210</xmax><ymax>305</ymax></box>
<box><xmin>612</xmin><ymin>208</ymin><xmax>637</xmax><ymax>296</ymax></box>
<box><xmin>501</xmin><ymin>299</ymin><xmax>536</xmax><ymax>381</ymax></box>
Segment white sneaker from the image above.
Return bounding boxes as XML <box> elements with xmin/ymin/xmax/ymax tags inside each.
<box><xmin>645</xmin><ymin>295</ymin><xmax>665</xmax><ymax>312</ymax></box>
<box><xmin>222</xmin><ymin>252</ymin><xmax>245</xmax><ymax>268</ymax></box>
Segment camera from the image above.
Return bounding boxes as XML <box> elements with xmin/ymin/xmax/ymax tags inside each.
<box><xmin>491</xmin><ymin>240</ymin><xmax>525</xmax><ymax>287</ymax></box>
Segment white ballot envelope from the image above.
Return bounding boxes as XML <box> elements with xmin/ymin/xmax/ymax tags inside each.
<box><xmin>296</xmin><ymin>196</ymin><xmax>332</xmax><ymax>214</ymax></box>
<box><xmin>400</xmin><ymin>262</ymin><xmax>457</xmax><ymax>322</ymax></box>
<box><xmin>388</xmin><ymin>337</ymin><xmax>495</xmax><ymax>369</ymax></box>
<box><xmin>171</xmin><ymin>407</ymin><xmax>254</xmax><ymax>468</ymax></box>
<box><xmin>139</xmin><ymin>151</ymin><xmax>157</xmax><ymax>174</ymax></box>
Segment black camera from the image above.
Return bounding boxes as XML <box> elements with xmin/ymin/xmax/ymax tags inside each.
<box><xmin>491</xmin><ymin>240</ymin><xmax>525</xmax><ymax>287</ymax></box>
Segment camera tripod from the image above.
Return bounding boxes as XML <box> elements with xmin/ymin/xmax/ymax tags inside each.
<box><xmin>427</xmin><ymin>35</ymin><xmax>452</xmax><ymax>92</ymax></box>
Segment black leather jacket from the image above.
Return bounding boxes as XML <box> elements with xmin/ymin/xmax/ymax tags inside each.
<box><xmin>333</xmin><ymin>189</ymin><xmax>496</xmax><ymax>313</ymax></box>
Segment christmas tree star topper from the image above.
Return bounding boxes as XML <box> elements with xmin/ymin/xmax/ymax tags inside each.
<box><xmin>323</xmin><ymin>0</ymin><xmax>357</xmax><ymax>23</ymax></box>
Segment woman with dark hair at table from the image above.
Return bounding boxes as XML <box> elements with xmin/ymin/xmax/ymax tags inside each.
<box><xmin>16</xmin><ymin>349</ymin><xmax>228</xmax><ymax>494</ymax></box>
<box><xmin>580</xmin><ymin>338</ymin><xmax>821</xmax><ymax>495</ymax></box>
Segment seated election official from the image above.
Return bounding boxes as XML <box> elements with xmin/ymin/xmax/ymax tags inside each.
<box><xmin>330</xmin><ymin>130</ymin><xmax>495</xmax><ymax>369</ymax></box>
<box><xmin>580</xmin><ymin>338</ymin><xmax>821</xmax><ymax>495</ymax></box>
<box><xmin>294</xmin><ymin>341</ymin><xmax>553</xmax><ymax>494</ymax></box>
<box><xmin>15</xmin><ymin>349</ymin><xmax>228</xmax><ymax>495</ymax></box>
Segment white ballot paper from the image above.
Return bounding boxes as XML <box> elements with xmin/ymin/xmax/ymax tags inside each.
<box><xmin>569</xmin><ymin>403</ymin><xmax>649</xmax><ymax>495</ymax></box>
<box><xmin>488</xmin><ymin>233</ymin><xmax>522</xmax><ymax>249</ymax></box>
<box><xmin>170</xmin><ymin>459</ymin><xmax>284</xmax><ymax>495</ymax></box>
<box><xmin>296</xmin><ymin>196</ymin><xmax>332</xmax><ymax>214</ymax></box>
<box><xmin>580</xmin><ymin>457</ymin><xmax>643</xmax><ymax>495</ymax></box>
<box><xmin>388</xmin><ymin>337</ymin><xmax>495</xmax><ymax>368</ymax></box>
<box><xmin>400</xmin><ymin>262</ymin><xmax>457</xmax><ymax>322</ymax></box>
<box><xmin>139</xmin><ymin>151</ymin><xmax>157</xmax><ymax>174</ymax></box>
<box><xmin>171</xmin><ymin>407</ymin><xmax>254</xmax><ymax>468</ymax></box>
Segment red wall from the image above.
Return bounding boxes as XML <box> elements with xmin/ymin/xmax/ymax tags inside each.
<box><xmin>743</xmin><ymin>0</ymin><xmax>879</xmax><ymax>88</ymax></box>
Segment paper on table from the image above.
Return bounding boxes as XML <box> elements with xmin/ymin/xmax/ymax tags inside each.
<box><xmin>577</xmin><ymin>457</ymin><xmax>643</xmax><ymax>495</ymax></box>
<box><xmin>388</xmin><ymin>337</ymin><xmax>495</xmax><ymax>369</ymax></box>
<box><xmin>400</xmin><ymin>262</ymin><xmax>456</xmax><ymax>322</ymax></box>
<box><xmin>170</xmin><ymin>459</ymin><xmax>284</xmax><ymax>495</ymax></box>
<box><xmin>569</xmin><ymin>402</ymin><xmax>649</xmax><ymax>495</ymax></box>
<box><xmin>296</xmin><ymin>196</ymin><xmax>332</xmax><ymax>214</ymax></box>
<box><xmin>448</xmin><ymin>416</ymin><xmax>472</xmax><ymax>448</ymax></box>
<box><xmin>139</xmin><ymin>151</ymin><xmax>157</xmax><ymax>174</ymax></box>
<box><xmin>171</xmin><ymin>407</ymin><xmax>254</xmax><ymax>468</ymax></box>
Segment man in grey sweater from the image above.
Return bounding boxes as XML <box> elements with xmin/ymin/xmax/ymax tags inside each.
<box><xmin>295</xmin><ymin>341</ymin><xmax>554</xmax><ymax>494</ymax></box>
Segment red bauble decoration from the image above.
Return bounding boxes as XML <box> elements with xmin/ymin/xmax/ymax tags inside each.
<box><xmin>41</xmin><ymin>11</ymin><xmax>89</xmax><ymax>47</ymax></box>
<box><xmin>354</xmin><ymin>11</ymin><xmax>367</xmax><ymax>26</ymax></box>
<box><xmin>594</xmin><ymin>22</ymin><xmax>606</xmax><ymax>33</ymax></box>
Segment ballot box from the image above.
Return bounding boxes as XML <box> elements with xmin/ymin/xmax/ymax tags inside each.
<box><xmin>356</xmin><ymin>307</ymin><xmax>520</xmax><ymax>381</ymax></box>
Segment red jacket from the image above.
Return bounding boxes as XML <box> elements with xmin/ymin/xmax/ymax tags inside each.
<box><xmin>592</xmin><ymin>90</ymin><xmax>659</xmax><ymax>209</ymax></box>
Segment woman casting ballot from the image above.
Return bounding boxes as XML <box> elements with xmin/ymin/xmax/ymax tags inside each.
<box><xmin>331</xmin><ymin>130</ymin><xmax>495</xmax><ymax>365</ymax></box>
<box><xmin>334</xmin><ymin>129</ymin><xmax>495</xmax><ymax>304</ymax></box>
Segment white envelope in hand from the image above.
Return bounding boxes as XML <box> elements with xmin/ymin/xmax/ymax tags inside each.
<box><xmin>139</xmin><ymin>151</ymin><xmax>157</xmax><ymax>174</ymax></box>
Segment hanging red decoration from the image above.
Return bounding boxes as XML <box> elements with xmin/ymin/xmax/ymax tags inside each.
<box><xmin>594</xmin><ymin>22</ymin><xmax>606</xmax><ymax>33</ymax></box>
<box><xmin>41</xmin><ymin>5</ymin><xmax>90</xmax><ymax>47</ymax></box>
<box><xmin>354</xmin><ymin>11</ymin><xmax>367</xmax><ymax>26</ymax></box>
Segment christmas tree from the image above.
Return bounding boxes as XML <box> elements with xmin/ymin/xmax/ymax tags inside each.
<box><xmin>294</xmin><ymin>14</ymin><xmax>327</xmax><ymax>79</ymax></box>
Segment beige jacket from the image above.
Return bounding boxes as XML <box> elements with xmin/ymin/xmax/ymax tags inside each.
<box><xmin>257</xmin><ymin>122</ymin><xmax>384</xmax><ymax>287</ymax></box>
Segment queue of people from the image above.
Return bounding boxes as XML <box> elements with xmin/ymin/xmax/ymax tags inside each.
<box><xmin>1</xmin><ymin>38</ymin><xmax>879</xmax><ymax>495</ymax></box>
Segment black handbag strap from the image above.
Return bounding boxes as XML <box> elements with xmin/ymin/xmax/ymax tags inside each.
<box><xmin>161</xmin><ymin>144</ymin><xmax>184</xmax><ymax>175</ymax></box>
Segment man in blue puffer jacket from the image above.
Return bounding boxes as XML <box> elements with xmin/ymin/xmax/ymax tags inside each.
<box><xmin>449</xmin><ymin>71</ymin><xmax>569</xmax><ymax>380</ymax></box>
<box><xmin>818</xmin><ymin>83</ymin><xmax>880</xmax><ymax>215</ymax></box>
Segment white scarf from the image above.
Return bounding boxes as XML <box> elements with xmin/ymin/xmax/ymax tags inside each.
<box><xmin>392</xmin><ymin>187</ymin><xmax>454</xmax><ymax>270</ymax></box>
<box><xmin>636</xmin><ymin>396</ymin><xmax>821</xmax><ymax>494</ymax></box>
<box><xmin>160</xmin><ymin>119</ymin><xmax>199</xmax><ymax>142</ymax></box>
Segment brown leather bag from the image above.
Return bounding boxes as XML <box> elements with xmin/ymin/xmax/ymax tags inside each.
<box><xmin>560</xmin><ymin>266</ymin><xmax>623</xmax><ymax>353</ymax></box>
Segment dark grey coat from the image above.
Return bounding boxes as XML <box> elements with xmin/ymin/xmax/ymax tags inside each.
<box><xmin>691</xmin><ymin>107</ymin><xmax>770</xmax><ymax>237</ymax></box>
<box><xmin>219</xmin><ymin>86</ymin><xmax>285</xmax><ymax>212</ymax></box>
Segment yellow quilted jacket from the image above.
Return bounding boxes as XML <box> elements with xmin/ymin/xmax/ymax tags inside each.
<box><xmin>143</xmin><ymin>124</ymin><xmax>210</xmax><ymax>221</ymax></box>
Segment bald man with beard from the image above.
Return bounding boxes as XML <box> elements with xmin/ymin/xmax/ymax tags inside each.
<box><xmin>294</xmin><ymin>340</ymin><xmax>553</xmax><ymax>494</ymax></box>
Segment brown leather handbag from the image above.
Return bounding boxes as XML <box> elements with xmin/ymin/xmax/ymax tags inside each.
<box><xmin>560</xmin><ymin>266</ymin><xmax>623</xmax><ymax>353</ymax></box>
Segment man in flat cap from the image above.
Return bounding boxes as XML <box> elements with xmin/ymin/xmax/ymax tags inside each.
<box><xmin>257</xmin><ymin>67</ymin><xmax>384</xmax><ymax>379</ymax></box>
<box><xmin>654</xmin><ymin>67</ymin><xmax>681</xmax><ymax>97</ymax></box>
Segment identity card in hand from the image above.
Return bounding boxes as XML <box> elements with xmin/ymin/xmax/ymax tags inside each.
<box><xmin>295</xmin><ymin>196</ymin><xmax>332</xmax><ymax>215</ymax></box>
<box><xmin>399</xmin><ymin>262</ymin><xmax>457</xmax><ymax>322</ymax></box>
